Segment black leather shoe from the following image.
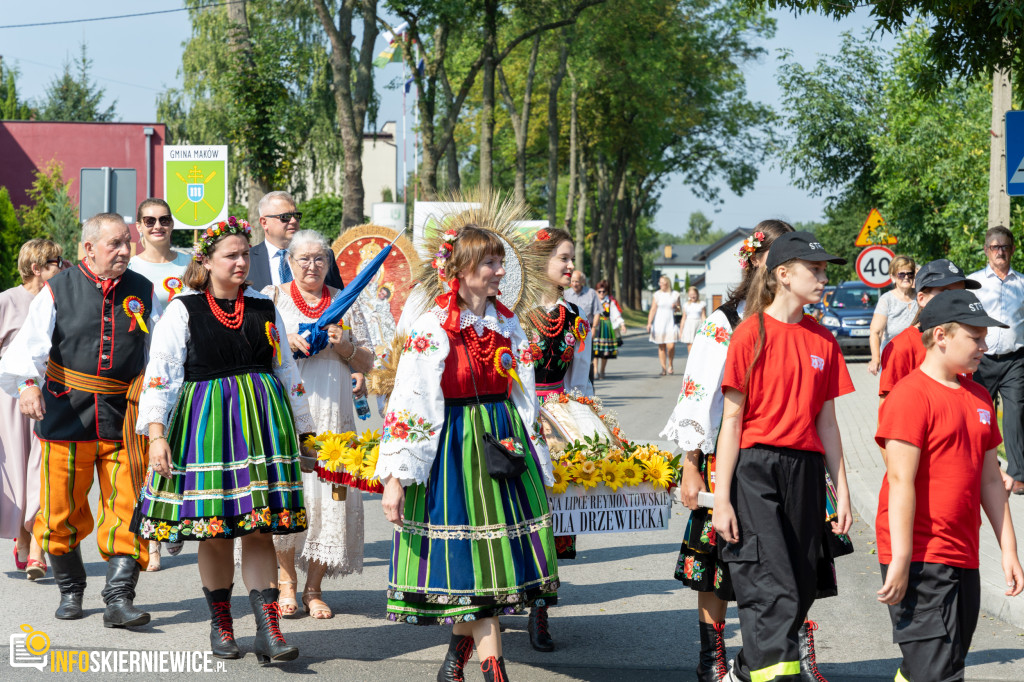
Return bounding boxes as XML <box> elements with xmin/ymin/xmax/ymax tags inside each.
<box><xmin>437</xmin><ymin>633</ymin><xmax>474</xmax><ymax>682</ymax></box>
<box><xmin>798</xmin><ymin>620</ymin><xmax>828</xmax><ymax>681</ymax></box>
<box><xmin>101</xmin><ymin>555</ymin><xmax>151</xmax><ymax>628</ymax></box>
<box><xmin>249</xmin><ymin>588</ymin><xmax>298</xmax><ymax>664</ymax></box>
<box><xmin>527</xmin><ymin>606</ymin><xmax>554</xmax><ymax>652</ymax></box>
<box><xmin>697</xmin><ymin>620</ymin><xmax>729</xmax><ymax>681</ymax></box>
<box><xmin>48</xmin><ymin>548</ymin><xmax>87</xmax><ymax>620</ymax></box>
<box><xmin>204</xmin><ymin>585</ymin><xmax>241</xmax><ymax>659</ymax></box>
<box><xmin>480</xmin><ymin>656</ymin><xmax>509</xmax><ymax>681</ymax></box>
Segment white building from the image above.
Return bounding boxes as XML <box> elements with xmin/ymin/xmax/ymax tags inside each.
<box><xmin>694</xmin><ymin>228</ymin><xmax>750</xmax><ymax>314</ymax></box>
<box><xmin>361</xmin><ymin>121</ymin><xmax>398</xmax><ymax>205</ymax></box>
<box><xmin>652</xmin><ymin>244</ymin><xmax>705</xmax><ymax>288</ymax></box>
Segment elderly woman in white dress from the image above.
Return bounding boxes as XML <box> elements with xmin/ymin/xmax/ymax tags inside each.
<box><xmin>263</xmin><ymin>230</ymin><xmax>374</xmax><ymax>619</ymax></box>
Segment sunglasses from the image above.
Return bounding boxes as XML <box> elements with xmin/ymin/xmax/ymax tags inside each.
<box><xmin>264</xmin><ymin>211</ymin><xmax>302</xmax><ymax>223</ymax></box>
<box><xmin>141</xmin><ymin>215</ymin><xmax>173</xmax><ymax>228</ymax></box>
<box><xmin>987</xmin><ymin>243</ymin><xmax>1012</xmax><ymax>252</ymax></box>
<box><xmin>894</xmin><ymin>272</ymin><xmax>914</xmax><ymax>281</ymax></box>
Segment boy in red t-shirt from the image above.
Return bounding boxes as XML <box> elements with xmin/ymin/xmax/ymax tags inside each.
<box><xmin>876</xmin><ymin>289</ymin><xmax>1023</xmax><ymax>682</ymax></box>
<box><xmin>878</xmin><ymin>258</ymin><xmax>979</xmax><ymax>400</ymax></box>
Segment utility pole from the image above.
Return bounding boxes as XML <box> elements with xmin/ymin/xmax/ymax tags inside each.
<box><xmin>989</xmin><ymin>68</ymin><xmax>1012</xmax><ymax>229</ymax></box>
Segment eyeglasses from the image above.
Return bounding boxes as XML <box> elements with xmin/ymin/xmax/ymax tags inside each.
<box><xmin>894</xmin><ymin>272</ymin><xmax>914</xmax><ymax>281</ymax></box>
<box><xmin>596</xmin><ymin>289</ymin><xmax>606</xmax><ymax>293</ymax></box>
<box><xmin>987</xmin><ymin>243</ymin><xmax>1012</xmax><ymax>252</ymax></box>
<box><xmin>294</xmin><ymin>256</ymin><xmax>327</xmax><ymax>269</ymax></box>
<box><xmin>141</xmin><ymin>215</ymin><xmax>173</xmax><ymax>228</ymax></box>
<box><xmin>263</xmin><ymin>211</ymin><xmax>302</xmax><ymax>223</ymax></box>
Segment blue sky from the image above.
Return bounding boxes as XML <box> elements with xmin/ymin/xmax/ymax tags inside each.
<box><xmin>0</xmin><ymin>2</ymin><xmax>893</xmax><ymax>235</ymax></box>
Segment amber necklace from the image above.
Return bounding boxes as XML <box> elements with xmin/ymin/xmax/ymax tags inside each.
<box><xmin>206</xmin><ymin>287</ymin><xmax>245</xmax><ymax>329</ymax></box>
<box><xmin>290</xmin><ymin>282</ymin><xmax>330</xmax><ymax>319</ymax></box>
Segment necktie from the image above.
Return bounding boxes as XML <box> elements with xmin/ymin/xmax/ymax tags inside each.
<box><xmin>276</xmin><ymin>250</ymin><xmax>293</xmax><ymax>284</ymax></box>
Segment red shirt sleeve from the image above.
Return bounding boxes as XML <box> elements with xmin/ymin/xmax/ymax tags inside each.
<box><xmin>875</xmin><ymin>375</ymin><xmax>929</xmax><ymax>449</ymax></box>
<box><xmin>879</xmin><ymin>341</ymin><xmax>897</xmax><ymax>396</ymax></box>
<box><xmin>722</xmin><ymin>318</ymin><xmax>755</xmax><ymax>394</ymax></box>
<box><xmin>830</xmin><ymin>337</ymin><xmax>855</xmax><ymax>399</ymax></box>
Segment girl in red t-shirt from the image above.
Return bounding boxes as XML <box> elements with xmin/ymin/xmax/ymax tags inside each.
<box><xmin>712</xmin><ymin>231</ymin><xmax>854</xmax><ymax>682</ymax></box>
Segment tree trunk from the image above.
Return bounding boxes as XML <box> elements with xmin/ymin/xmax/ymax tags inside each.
<box><xmin>989</xmin><ymin>67</ymin><xmax>1012</xmax><ymax>229</ymax></box>
<box><xmin>574</xmin><ymin>143</ymin><xmax>587</xmax><ymax>272</ymax></box>
<box><xmin>564</xmin><ymin>73</ymin><xmax>578</xmax><ymax>230</ymax></box>
<box><xmin>547</xmin><ymin>31</ymin><xmax>572</xmax><ymax>226</ymax></box>
<box><xmin>497</xmin><ymin>34</ymin><xmax>540</xmax><ymax>206</ymax></box>
<box><xmin>604</xmin><ymin>168</ymin><xmax>627</xmax><ymax>298</ymax></box>
<box><xmin>440</xmin><ymin>65</ymin><xmax>461</xmax><ymax>192</ymax></box>
<box><xmin>226</xmin><ymin>1</ymin><xmax>263</xmax><ymax>241</ymax></box>
<box><xmin>314</xmin><ymin>0</ymin><xmax>379</xmax><ymax>230</ymax></box>
<box><xmin>479</xmin><ymin>0</ymin><xmax>498</xmax><ymax>195</ymax></box>
<box><xmin>592</xmin><ymin>158</ymin><xmax>609</xmax><ymax>280</ymax></box>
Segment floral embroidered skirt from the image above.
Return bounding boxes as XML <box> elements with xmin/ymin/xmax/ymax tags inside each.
<box><xmin>592</xmin><ymin>317</ymin><xmax>618</xmax><ymax>358</ymax></box>
<box><xmin>130</xmin><ymin>371</ymin><xmax>306</xmax><ymax>542</ymax></box>
<box><xmin>386</xmin><ymin>398</ymin><xmax>559</xmax><ymax>625</ymax></box>
<box><xmin>673</xmin><ymin>454</ymin><xmax>852</xmax><ymax>601</ymax></box>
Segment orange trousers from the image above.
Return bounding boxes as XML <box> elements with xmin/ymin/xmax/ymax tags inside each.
<box><xmin>33</xmin><ymin>439</ymin><xmax>149</xmax><ymax>568</ymax></box>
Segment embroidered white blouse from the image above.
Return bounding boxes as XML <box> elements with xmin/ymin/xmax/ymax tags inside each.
<box><xmin>134</xmin><ymin>288</ymin><xmax>315</xmax><ymax>435</ymax></box>
<box><xmin>375</xmin><ymin>303</ymin><xmax>552</xmax><ymax>488</ymax></box>
<box><xmin>659</xmin><ymin>303</ymin><xmax>742</xmax><ymax>454</ymax></box>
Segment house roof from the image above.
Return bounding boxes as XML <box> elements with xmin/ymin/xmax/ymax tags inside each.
<box><xmin>690</xmin><ymin>273</ymin><xmax>706</xmax><ymax>289</ymax></box>
<box><xmin>653</xmin><ymin>243</ymin><xmax>704</xmax><ymax>267</ymax></box>
<box><xmin>695</xmin><ymin>228</ymin><xmax>751</xmax><ymax>262</ymax></box>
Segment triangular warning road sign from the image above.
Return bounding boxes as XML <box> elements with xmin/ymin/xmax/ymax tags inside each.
<box><xmin>1011</xmin><ymin>155</ymin><xmax>1024</xmax><ymax>185</ymax></box>
<box><xmin>855</xmin><ymin>208</ymin><xmax>898</xmax><ymax>247</ymax></box>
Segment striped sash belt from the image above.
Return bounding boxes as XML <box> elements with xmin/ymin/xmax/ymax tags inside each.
<box><xmin>45</xmin><ymin>361</ymin><xmax>148</xmax><ymax>487</ymax></box>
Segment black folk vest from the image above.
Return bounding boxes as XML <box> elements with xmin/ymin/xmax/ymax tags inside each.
<box><xmin>37</xmin><ymin>265</ymin><xmax>153</xmax><ymax>442</ymax></box>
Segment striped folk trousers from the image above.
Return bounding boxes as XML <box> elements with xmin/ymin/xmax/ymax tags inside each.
<box><xmin>33</xmin><ymin>439</ymin><xmax>149</xmax><ymax>568</ymax></box>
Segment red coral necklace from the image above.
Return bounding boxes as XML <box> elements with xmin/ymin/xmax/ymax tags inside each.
<box><xmin>206</xmin><ymin>287</ymin><xmax>245</xmax><ymax>329</ymax></box>
<box><xmin>529</xmin><ymin>304</ymin><xmax>566</xmax><ymax>338</ymax></box>
<box><xmin>461</xmin><ymin>327</ymin><xmax>500</xmax><ymax>366</ymax></box>
<box><xmin>290</xmin><ymin>282</ymin><xmax>330</xmax><ymax>318</ymax></box>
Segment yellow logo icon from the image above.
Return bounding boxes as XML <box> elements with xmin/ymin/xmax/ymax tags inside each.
<box><xmin>9</xmin><ymin>624</ymin><xmax>50</xmax><ymax>671</ymax></box>
<box><xmin>166</xmin><ymin>160</ymin><xmax>227</xmax><ymax>227</ymax></box>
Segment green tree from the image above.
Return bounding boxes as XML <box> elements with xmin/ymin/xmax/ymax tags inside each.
<box><xmin>297</xmin><ymin>194</ymin><xmax>346</xmax><ymax>241</ymax></box>
<box><xmin>687</xmin><ymin>211</ymin><xmax>713</xmax><ymax>242</ymax></box>
<box><xmin>17</xmin><ymin>161</ymin><xmax>80</xmax><ymax>262</ymax></box>
<box><xmin>0</xmin><ymin>63</ymin><xmax>34</xmax><ymax>120</ymax></box>
<box><xmin>0</xmin><ymin>188</ymin><xmax>25</xmax><ymax>289</ymax></box>
<box><xmin>40</xmin><ymin>43</ymin><xmax>117</xmax><ymax>122</ymax></box>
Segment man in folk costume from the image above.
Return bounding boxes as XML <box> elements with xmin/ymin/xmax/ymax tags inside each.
<box><xmin>0</xmin><ymin>212</ymin><xmax>161</xmax><ymax>627</ymax></box>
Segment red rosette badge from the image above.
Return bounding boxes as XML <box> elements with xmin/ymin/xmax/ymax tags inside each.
<box><xmin>494</xmin><ymin>347</ymin><xmax>524</xmax><ymax>391</ymax></box>
<box><xmin>163</xmin><ymin>276</ymin><xmax>184</xmax><ymax>300</ymax></box>
<box><xmin>265</xmin><ymin>321</ymin><xmax>282</xmax><ymax>365</ymax></box>
<box><xmin>122</xmin><ymin>296</ymin><xmax>149</xmax><ymax>333</ymax></box>
<box><xmin>572</xmin><ymin>317</ymin><xmax>589</xmax><ymax>352</ymax></box>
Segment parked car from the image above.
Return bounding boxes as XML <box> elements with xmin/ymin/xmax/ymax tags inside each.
<box><xmin>819</xmin><ymin>282</ymin><xmax>881</xmax><ymax>354</ymax></box>
<box><xmin>807</xmin><ymin>286</ymin><xmax>836</xmax><ymax>321</ymax></box>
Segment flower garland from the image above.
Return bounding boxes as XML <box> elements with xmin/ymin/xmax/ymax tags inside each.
<box><xmin>431</xmin><ymin>228</ymin><xmax>459</xmax><ymax>280</ymax></box>
<box><xmin>736</xmin><ymin>230</ymin><xmax>765</xmax><ymax>269</ymax></box>
<box><xmin>193</xmin><ymin>216</ymin><xmax>253</xmax><ymax>261</ymax></box>
<box><xmin>309</xmin><ymin>429</ymin><xmax>384</xmax><ymax>493</ymax></box>
<box><xmin>549</xmin><ymin>437</ymin><xmax>680</xmax><ymax>494</ymax></box>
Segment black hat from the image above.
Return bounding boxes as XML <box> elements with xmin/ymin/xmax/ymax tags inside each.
<box><xmin>765</xmin><ymin>231</ymin><xmax>847</xmax><ymax>271</ymax></box>
<box><xmin>919</xmin><ymin>289</ymin><xmax>1008</xmax><ymax>331</ymax></box>
<box><xmin>914</xmin><ymin>259</ymin><xmax>981</xmax><ymax>294</ymax></box>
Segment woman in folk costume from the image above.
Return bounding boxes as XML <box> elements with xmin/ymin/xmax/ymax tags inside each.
<box><xmin>376</xmin><ymin>199</ymin><xmax>558</xmax><ymax>682</ymax></box>
<box><xmin>522</xmin><ymin>227</ymin><xmax>592</xmax><ymax>652</ymax></box>
<box><xmin>133</xmin><ymin>217</ymin><xmax>316</xmax><ymax>665</ymax></box>
<box><xmin>592</xmin><ymin>280</ymin><xmax>626</xmax><ymax>380</ymax></box>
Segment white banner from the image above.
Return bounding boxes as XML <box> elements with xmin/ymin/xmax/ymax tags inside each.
<box><xmin>548</xmin><ymin>483</ymin><xmax>672</xmax><ymax>535</ymax></box>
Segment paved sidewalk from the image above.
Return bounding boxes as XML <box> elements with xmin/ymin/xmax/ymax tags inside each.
<box><xmin>838</xmin><ymin>359</ymin><xmax>1024</xmax><ymax>629</ymax></box>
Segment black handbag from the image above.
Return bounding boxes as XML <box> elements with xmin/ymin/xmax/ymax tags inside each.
<box><xmin>460</xmin><ymin>338</ymin><xmax>527</xmax><ymax>480</ymax></box>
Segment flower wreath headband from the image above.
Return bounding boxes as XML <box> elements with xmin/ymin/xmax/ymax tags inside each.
<box><xmin>193</xmin><ymin>216</ymin><xmax>253</xmax><ymax>261</ymax></box>
<box><xmin>736</xmin><ymin>230</ymin><xmax>765</xmax><ymax>269</ymax></box>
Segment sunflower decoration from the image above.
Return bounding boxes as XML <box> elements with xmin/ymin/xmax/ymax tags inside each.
<box><xmin>644</xmin><ymin>458</ymin><xmax>675</xmax><ymax>490</ymax></box>
<box><xmin>550</xmin><ymin>462</ymin><xmax>569</xmax><ymax>495</ymax></box>
<box><xmin>414</xmin><ymin>192</ymin><xmax>548</xmax><ymax>321</ymax></box>
<box><xmin>600</xmin><ymin>460</ymin><xmax>625</xmax><ymax>492</ymax></box>
<box><xmin>619</xmin><ymin>459</ymin><xmax>644</xmax><ymax>487</ymax></box>
<box><xmin>571</xmin><ymin>462</ymin><xmax>600</xmax><ymax>489</ymax></box>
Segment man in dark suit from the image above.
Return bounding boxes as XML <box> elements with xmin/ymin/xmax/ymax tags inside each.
<box><xmin>248</xmin><ymin>191</ymin><xmax>345</xmax><ymax>290</ymax></box>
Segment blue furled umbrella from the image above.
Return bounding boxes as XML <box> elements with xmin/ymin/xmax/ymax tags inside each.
<box><xmin>295</xmin><ymin>231</ymin><xmax>402</xmax><ymax>359</ymax></box>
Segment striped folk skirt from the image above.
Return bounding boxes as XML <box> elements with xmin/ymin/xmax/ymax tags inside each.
<box><xmin>131</xmin><ymin>371</ymin><xmax>306</xmax><ymax>542</ymax></box>
<box><xmin>592</xmin><ymin>317</ymin><xmax>618</xmax><ymax>358</ymax></box>
<box><xmin>387</xmin><ymin>398</ymin><xmax>559</xmax><ymax>625</ymax></box>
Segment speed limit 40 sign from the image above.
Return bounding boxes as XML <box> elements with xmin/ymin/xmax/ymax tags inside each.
<box><xmin>856</xmin><ymin>245</ymin><xmax>895</xmax><ymax>288</ymax></box>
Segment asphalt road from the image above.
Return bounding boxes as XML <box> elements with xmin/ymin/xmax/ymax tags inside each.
<box><xmin>1</xmin><ymin>331</ymin><xmax>1021</xmax><ymax>680</ymax></box>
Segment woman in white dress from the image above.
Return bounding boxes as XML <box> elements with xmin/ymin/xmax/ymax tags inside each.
<box><xmin>126</xmin><ymin>198</ymin><xmax>193</xmax><ymax>571</ymax></box>
<box><xmin>263</xmin><ymin>231</ymin><xmax>375</xmax><ymax>619</ymax></box>
<box><xmin>679</xmin><ymin>286</ymin><xmax>706</xmax><ymax>352</ymax></box>
<box><xmin>647</xmin><ymin>275</ymin><xmax>681</xmax><ymax>375</ymax></box>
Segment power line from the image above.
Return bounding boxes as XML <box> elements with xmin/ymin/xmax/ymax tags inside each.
<box><xmin>0</xmin><ymin>1</ymin><xmax>241</xmax><ymax>30</ymax></box>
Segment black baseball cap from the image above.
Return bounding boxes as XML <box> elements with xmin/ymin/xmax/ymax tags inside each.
<box><xmin>919</xmin><ymin>290</ymin><xmax>1008</xmax><ymax>331</ymax></box>
<box><xmin>914</xmin><ymin>258</ymin><xmax>981</xmax><ymax>294</ymax></box>
<box><xmin>765</xmin><ymin>231</ymin><xmax>847</xmax><ymax>271</ymax></box>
